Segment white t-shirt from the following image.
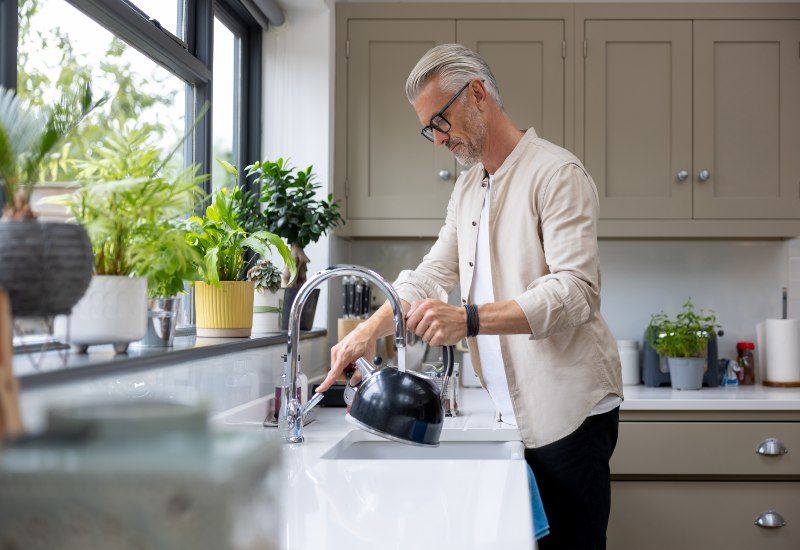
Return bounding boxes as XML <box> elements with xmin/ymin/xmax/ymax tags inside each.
<box><xmin>470</xmin><ymin>176</ymin><xmax>620</xmax><ymax>427</ymax></box>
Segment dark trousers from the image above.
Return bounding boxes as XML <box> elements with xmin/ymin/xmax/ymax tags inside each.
<box><xmin>524</xmin><ymin>407</ymin><xmax>619</xmax><ymax>550</ymax></box>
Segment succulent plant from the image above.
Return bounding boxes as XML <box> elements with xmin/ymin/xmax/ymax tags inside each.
<box><xmin>247</xmin><ymin>258</ymin><xmax>282</xmax><ymax>294</ymax></box>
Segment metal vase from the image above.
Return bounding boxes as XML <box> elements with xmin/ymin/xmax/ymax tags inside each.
<box><xmin>140</xmin><ymin>297</ymin><xmax>182</xmax><ymax>347</ymax></box>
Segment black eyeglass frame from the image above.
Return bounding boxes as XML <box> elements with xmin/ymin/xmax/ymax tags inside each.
<box><xmin>420</xmin><ymin>80</ymin><xmax>473</xmax><ymax>142</ymax></box>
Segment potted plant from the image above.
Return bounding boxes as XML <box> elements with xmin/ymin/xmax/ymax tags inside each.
<box><xmin>247</xmin><ymin>258</ymin><xmax>283</xmax><ymax>334</ymax></box>
<box><xmin>185</xmin><ymin>181</ymin><xmax>295</xmax><ymax>338</ymax></box>
<box><xmin>0</xmin><ymin>83</ymin><xmax>104</xmax><ymax>318</ymax></box>
<box><xmin>646</xmin><ymin>299</ymin><xmax>720</xmax><ymax>390</ymax></box>
<box><xmin>246</xmin><ymin>158</ymin><xmax>343</xmax><ymax>330</ymax></box>
<box><xmin>51</xmin><ymin>126</ymin><xmax>206</xmax><ymax>352</ymax></box>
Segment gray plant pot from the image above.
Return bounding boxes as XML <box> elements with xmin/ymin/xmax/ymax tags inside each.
<box><xmin>0</xmin><ymin>221</ymin><xmax>93</xmax><ymax>317</ymax></box>
<box><xmin>668</xmin><ymin>357</ymin><xmax>705</xmax><ymax>390</ymax></box>
<box><xmin>280</xmin><ymin>287</ymin><xmax>319</xmax><ymax>331</ymax></box>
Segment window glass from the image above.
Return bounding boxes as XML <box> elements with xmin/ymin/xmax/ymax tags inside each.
<box><xmin>211</xmin><ymin>15</ymin><xmax>239</xmax><ymax>190</ymax></box>
<box><xmin>126</xmin><ymin>0</ymin><xmax>185</xmax><ymax>41</ymax></box>
<box><xmin>18</xmin><ymin>0</ymin><xmax>187</xmax><ymax>218</ymax></box>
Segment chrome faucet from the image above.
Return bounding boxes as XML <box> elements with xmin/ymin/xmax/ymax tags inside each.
<box><xmin>279</xmin><ymin>264</ymin><xmax>407</xmax><ymax>444</ymax></box>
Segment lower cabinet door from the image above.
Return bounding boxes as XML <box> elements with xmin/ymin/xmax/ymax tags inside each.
<box><xmin>608</xmin><ymin>481</ymin><xmax>800</xmax><ymax>550</ymax></box>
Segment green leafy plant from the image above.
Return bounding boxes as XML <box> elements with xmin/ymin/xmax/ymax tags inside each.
<box><xmin>245</xmin><ymin>158</ymin><xmax>343</xmax><ymax>287</ymax></box>
<box><xmin>185</xmin><ymin>169</ymin><xmax>296</xmax><ymax>287</ymax></box>
<box><xmin>646</xmin><ymin>299</ymin><xmax>720</xmax><ymax>358</ymax></box>
<box><xmin>51</xmin><ymin>125</ymin><xmax>206</xmax><ymax>298</ymax></box>
<box><xmin>247</xmin><ymin>258</ymin><xmax>282</xmax><ymax>294</ymax></box>
<box><xmin>0</xmin><ymin>82</ymin><xmax>105</xmax><ymax>220</ymax></box>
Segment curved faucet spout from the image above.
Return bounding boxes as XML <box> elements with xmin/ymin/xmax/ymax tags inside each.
<box><xmin>280</xmin><ymin>265</ymin><xmax>407</xmax><ymax>444</ymax></box>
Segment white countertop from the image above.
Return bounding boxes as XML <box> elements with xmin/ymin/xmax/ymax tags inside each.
<box><xmin>213</xmin><ymin>388</ymin><xmax>535</xmax><ymax>550</ymax></box>
<box><xmin>620</xmin><ymin>384</ymin><xmax>800</xmax><ymax>411</ymax></box>
<box><xmin>212</xmin><ymin>382</ymin><xmax>800</xmax><ymax>549</ymax></box>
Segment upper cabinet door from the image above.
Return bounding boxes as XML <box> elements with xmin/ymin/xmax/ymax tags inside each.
<box><xmin>457</xmin><ymin>20</ymin><xmax>566</xmax><ymax>147</ymax></box>
<box><xmin>346</xmin><ymin>20</ymin><xmax>456</xmax><ymax>223</ymax></box>
<box><xmin>693</xmin><ymin>20</ymin><xmax>800</xmax><ymax>219</ymax></box>
<box><xmin>584</xmin><ymin>20</ymin><xmax>693</xmax><ymax>219</ymax></box>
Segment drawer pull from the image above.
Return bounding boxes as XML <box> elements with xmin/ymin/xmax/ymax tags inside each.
<box><xmin>755</xmin><ymin>511</ymin><xmax>786</xmax><ymax>529</ymax></box>
<box><xmin>756</xmin><ymin>438</ymin><xmax>788</xmax><ymax>456</ymax></box>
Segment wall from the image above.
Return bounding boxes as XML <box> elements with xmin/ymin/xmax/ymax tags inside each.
<box><xmin>263</xmin><ymin>1</ymin><xmax>335</xmax><ymax>328</ymax></box>
<box><xmin>269</xmin><ymin>1</ymin><xmax>798</xmax><ymax>363</ymax></box>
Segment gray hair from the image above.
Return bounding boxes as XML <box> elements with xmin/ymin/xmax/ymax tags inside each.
<box><xmin>405</xmin><ymin>44</ymin><xmax>503</xmax><ymax>109</ymax></box>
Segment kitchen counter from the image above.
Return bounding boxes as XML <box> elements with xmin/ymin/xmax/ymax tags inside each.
<box><xmin>212</xmin><ymin>388</ymin><xmax>536</xmax><ymax>550</ymax></box>
<box><xmin>620</xmin><ymin>384</ymin><xmax>800</xmax><ymax>411</ymax></box>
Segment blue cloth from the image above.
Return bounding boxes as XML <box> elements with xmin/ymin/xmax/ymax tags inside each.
<box><xmin>527</xmin><ymin>463</ymin><xmax>550</xmax><ymax>541</ymax></box>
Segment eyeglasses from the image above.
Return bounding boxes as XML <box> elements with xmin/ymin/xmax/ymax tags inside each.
<box><xmin>420</xmin><ymin>81</ymin><xmax>472</xmax><ymax>142</ymax></box>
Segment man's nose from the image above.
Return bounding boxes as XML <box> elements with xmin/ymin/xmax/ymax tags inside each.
<box><xmin>433</xmin><ymin>128</ymin><xmax>449</xmax><ymax>145</ymax></box>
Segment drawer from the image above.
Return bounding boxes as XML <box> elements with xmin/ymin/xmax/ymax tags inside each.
<box><xmin>611</xmin><ymin>422</ymin><xmax>800</xmax><ymax>476</ymax></box>
<box><xmin>609</xmin><ymin>481</ymin><xmax>800</xmax><ymax>550</ymax></box>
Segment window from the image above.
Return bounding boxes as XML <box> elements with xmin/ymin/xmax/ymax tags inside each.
<box><xmin>127</xmin><ymin>0</ymin><xmax>186</xmax><ymax>41</ymax></box>
<box><xmin>3</xmin><ymin>0</ymin><xmax>270</xmax><ymax>336</ymax></box>
<box><xmin>18</xmin><ymin>0</ymin><xmax>187</xmax><ymax>217</ymax></box>
<box><xmin>212</xmin><ymin>13</ymin><xmax>238</xmax><ymax>190</ymax></box>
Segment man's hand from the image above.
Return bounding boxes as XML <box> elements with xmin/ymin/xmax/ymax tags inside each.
<box><xmin>317</xmin><ymin>324</ymin><xmax>377</xmax><ymax>393</ymax></box>
<box><xmin>405</xmin><ymin>299</ymin><xmax>467</xmax><ymax>346</ymax></box>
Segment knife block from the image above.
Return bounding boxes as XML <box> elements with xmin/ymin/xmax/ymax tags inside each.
<box><xmin>337</xmin><ymin>318</ymin><xmax>364</xmax><ymax>342</ymax></box>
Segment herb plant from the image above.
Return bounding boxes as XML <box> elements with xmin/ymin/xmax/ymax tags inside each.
<box><xmin>646</xmin><ymin>299</ymin><xmax>719</xmax><ymax>358</ymax></box>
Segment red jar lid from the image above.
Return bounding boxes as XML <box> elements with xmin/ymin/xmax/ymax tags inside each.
<box><xmin>736</xmin><ymin>341</ymin><xmax>755</xmax><ymax>350</ymax></box>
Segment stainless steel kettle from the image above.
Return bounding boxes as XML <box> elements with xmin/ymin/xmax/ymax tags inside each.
<box><xmin>345</xmin><ymin>345</ymin><xmax>455</xmax><ymax>447</ymax></box>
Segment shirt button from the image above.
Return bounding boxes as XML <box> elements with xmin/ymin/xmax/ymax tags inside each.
<box><xmin>481</xmin><ymin>183</ymin><xmax>487</xmax><ymax>188</ymax></box>
<box><xmin>472</xmin><ymin>221</ymin><xmax>477</xmax><ymax>226</ymax></box>
<box><xmin>469</xmin><ymin>261</ymin><xmax>474</xmax><ymax>267</ymax></box>
<box><xmin>462</xmin><ymin>298</ymin><xmax>467</xmax><ymax>304</ymax></box>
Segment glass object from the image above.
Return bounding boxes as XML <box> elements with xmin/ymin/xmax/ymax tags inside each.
<box><xmin>421</xmin><ymin>80</ymin><xmax>470</xmax><ymax>142</ymax></box>
<box><xmin>736</xmin><ymin>341</ymin><xmax>756</xmax><ymax>385</ymax></box>
<box><xmin>18</xmin><ymin>0</ymin><xmax>188</xmax><ymax>199</ymax></box>
<box><xmin>127</xmin><ymin>0</ymin><xmax>186</xmax><ymax>41</ymax></box>
<box><xmin>211</xmin><ymin>15</ymin><xmax>239</xmax><ymax>190</ymax></box>
<box><xmin>422</xmin><ymin>361</ymin><xmax>460</xmax><ymax>417</ymax></box>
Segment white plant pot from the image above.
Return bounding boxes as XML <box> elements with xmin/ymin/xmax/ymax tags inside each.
<box><xmin>55</xmin><ymin>275</ymin><xmax>148</xmax><ymax>354</ymax></box>
<box><xmin>251</xmin><ymin>289</ymin><xmax>282</xmax><ymax>334</ymax></box>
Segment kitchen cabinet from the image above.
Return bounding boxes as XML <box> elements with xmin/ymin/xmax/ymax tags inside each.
<box><xmin>609</xmin><ymin>412</ymin><xmax>800</xmax><ymax>549</ymax></box>
<box><xmin>577</xmin><ymin>5</ymin><xmax>800</xmax><ymax>237</ymax></box>
<box><xmin>334</xmin><ymin>4</ymin><xmax>573</xmax><ymax>237</ymax></box>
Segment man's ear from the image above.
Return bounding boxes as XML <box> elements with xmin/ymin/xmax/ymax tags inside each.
<box><xmin>470</xmin><ymin>79</ymin><xmax>490</xmax><ymax>112</ymax></box>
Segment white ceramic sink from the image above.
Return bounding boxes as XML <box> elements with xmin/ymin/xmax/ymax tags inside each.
<box><xmin>321</xmin><ymin>429</ymin><xmax>525</xmax><ymax>460</ymax></box>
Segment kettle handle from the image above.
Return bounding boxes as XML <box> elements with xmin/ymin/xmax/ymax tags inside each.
<box><xmin>440</xmin><ymin>345</ymin><xmax>455</xmax><ymax>399</ymax></box>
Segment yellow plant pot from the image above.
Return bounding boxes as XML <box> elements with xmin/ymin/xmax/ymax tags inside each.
<box><xmin>195</xmin><ymin>281</ymin><xmax>255</xmax><ymax>337</ymax></box>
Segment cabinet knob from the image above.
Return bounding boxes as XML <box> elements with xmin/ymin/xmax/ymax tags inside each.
<box><xmin>755</xmin><ymin>510</ymin><xmax>786</xmax><ymax>529</ymax></box>
<box><xmin>438</xmin><ymin>170</ymin><xmax>451</xmax><ymax>181</ymax></box>
<box><xmin>697</xmin><ymin>169</ymin><xmax>711</xmax><ymax>182</ymax></box>
<box><xmin>756</xmin><ymin>438</ymin><xmax>788</xmax><ymax>456</ymax></box>
<box><xmin>676</xmin><ymin>170</ymin><xmax>689</xmax><ymax>182</ymax></box>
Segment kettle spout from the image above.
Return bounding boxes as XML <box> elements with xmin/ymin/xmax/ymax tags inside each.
<box><xmin>355</xmin><ymin>357</ymin><xmax>377</xmax><ymax>380</ymax></box>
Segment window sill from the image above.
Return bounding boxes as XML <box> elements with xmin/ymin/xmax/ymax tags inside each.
<box><xmin>14</xmin><ymin>328</ymin><xmax>327</xmax><ymax>389</ymax></box>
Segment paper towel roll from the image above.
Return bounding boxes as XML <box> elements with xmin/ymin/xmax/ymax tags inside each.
<box><xmin>764</xmin><ymin>318</ymin><xmax>800</xmax><ymax>383</ymax></box>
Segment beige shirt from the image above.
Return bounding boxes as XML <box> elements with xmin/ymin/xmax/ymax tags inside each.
<box><xmin>394</xmin><ymin>128</ymin><xmax>623</xmax><ymax>448</ymax></box>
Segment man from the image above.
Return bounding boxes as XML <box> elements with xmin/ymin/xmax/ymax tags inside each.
<box><xmin>317</xmin><ymin>44</ymin><xmax>623</xmax><ymax>549</ymax></box>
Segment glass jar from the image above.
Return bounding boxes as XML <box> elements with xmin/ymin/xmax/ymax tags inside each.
<box><xmin>736</xmin><ymin>341</ymin><xmax>756</xmax><ymax>385</ymax></box>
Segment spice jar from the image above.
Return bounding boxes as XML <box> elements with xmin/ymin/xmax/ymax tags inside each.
<box><xmin>736</xmin><ymin>342</ymin><xmax>756</xmax><ymax>385</ymax></box>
